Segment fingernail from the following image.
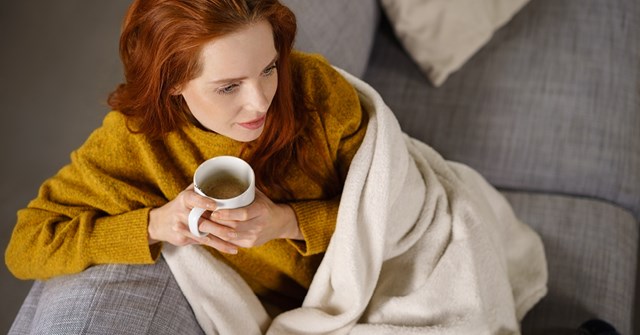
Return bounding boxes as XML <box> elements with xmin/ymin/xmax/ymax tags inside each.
<box><xmin>229</xmin><ymin>248</ymin><xmax>238</xmax><ymax>254</ymax></box>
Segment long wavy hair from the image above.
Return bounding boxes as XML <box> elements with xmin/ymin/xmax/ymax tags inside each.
<box><xmin>108</xmin><ymin>0</ymin><xmax>338</xmax><ymax>198</ymax></box>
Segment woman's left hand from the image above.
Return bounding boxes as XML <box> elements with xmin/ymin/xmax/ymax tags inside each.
<box><xmin>198</xmin><ymin>189</ymin><xmax>303</xmax><ymax>248</ymax></box>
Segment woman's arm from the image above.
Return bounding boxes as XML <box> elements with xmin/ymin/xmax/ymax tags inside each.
<box><xmin>5</xmin><ymin>112</ymin><xmax>165</xmax><ymax>280</ymax></box>
<box><xmin>7</xmin><ymin>205</ymin><xmax>158</xmax><ymax>280</ymax></box>
<box><xmin>286</xmin><ymin>117</ymin><xmax>366</xmax><ymax>256</ymax></box>
<box><xmin>282</xmin><ymin>52</ymin><xmax>370</xmax><ymax>256</ymax></box>
<box><xmin>287</xmin><ymin>197</ymin><xmax>340</xmax><ymax>255</ymax></box>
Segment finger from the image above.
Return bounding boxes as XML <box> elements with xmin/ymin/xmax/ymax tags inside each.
<box><xmin>170</xmin><ymin>225</ymin><xmax>201</xmax><ymax>246</ymax></box>
<box><xmin>207</xmin><ymin>212</ymin><xmax>240</xmax><ymax>229</ymax></box>
<box><xmin>211</xmin><ymin>207</ymin><xmax>254</xmax><ymax>222</ymax></box>
<box><xmin>171</xmin><ymin>220</ymin><xmax>205</xmax><ymax>245</ymax></box>
<box><xmin>197</xmin><ymin>234</ymin><xmax>239</xmax><ymax>254</ymax></box>
<box><xmin>215</xmin><ymin>189</ymin><xmax>271</xmax><ymax>221</ymax></box>
<box><xmin>196</xmin><ymin>217</ymin><xmax>239</xmax><ymax>241</ymax></box>
<box><xmin>184</xmin><ymin>190</ymin><xmax>218</xmax><ymax>211</ymax></box>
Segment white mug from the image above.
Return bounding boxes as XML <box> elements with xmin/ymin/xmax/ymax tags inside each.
<box><xmin>188</xmin><ymin>156</ymin><xmax>255</xmax><ymax>237</ymax></box>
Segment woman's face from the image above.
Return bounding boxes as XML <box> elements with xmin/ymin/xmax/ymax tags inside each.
<box><xmin>178</xmin><ymin>20</ymin><xmax>278</xmax><ymax>142</ymax></box>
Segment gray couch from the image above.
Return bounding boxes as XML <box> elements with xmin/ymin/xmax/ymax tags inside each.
<box><xmin>286</xmin><ymin>0</ymin><xmax>639</xmax><ymax>334</ymax></box>
<box><xmin>1</xmin><ymin>0</ymin><xmax>638</xmax><ymax>334</ymax></box>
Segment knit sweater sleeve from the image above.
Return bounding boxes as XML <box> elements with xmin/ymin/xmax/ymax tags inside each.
<box><xmin>286</xmin><ymin>52</ymin><xmax>368</xmax><ymax>256</ymax></box>
<box><xmin>5</xmin><ymin>112</ymin><xmax>166</xmax><ymax>280</ymax></box>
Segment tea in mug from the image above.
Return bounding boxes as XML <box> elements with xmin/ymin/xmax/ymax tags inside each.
<box><xmin>199</xmin><ymin>172</ymin><xmax>248</xmax><ymax>199</ymax></box>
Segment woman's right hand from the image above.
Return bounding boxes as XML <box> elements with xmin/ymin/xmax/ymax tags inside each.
<box><xmin>147</xmin><ymin>184</ymin><xmax>240</xmax><ymax>254</ymax></box>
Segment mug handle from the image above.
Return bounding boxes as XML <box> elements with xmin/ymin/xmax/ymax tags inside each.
<box><xmin>188</xmin><ymin>207</ymin><xmax>208</xmax><ymax>237</ymax></box>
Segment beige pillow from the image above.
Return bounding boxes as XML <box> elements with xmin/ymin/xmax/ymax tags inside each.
<box><xmin>380</xmin><ymin>0</ymin><xmax>529</xmax><ymax>86</ymax></box>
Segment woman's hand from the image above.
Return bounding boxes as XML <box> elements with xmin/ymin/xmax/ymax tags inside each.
<box><xmin>203</xmin><ymin>189</ymin><xmax>303</xmax><ymax>249</ymax></box>
<box><xmin>147</xmin><ymin>184</ymin><xmax>240</xmax><ymax>254</ymax></box>
<box><xmin>148</xmin><ymin>185</ymin><xmax>302</xmax><ymax>254</ymax></box>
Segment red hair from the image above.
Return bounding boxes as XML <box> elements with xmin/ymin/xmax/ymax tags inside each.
<box><xmin>108</xmin><ymin>0</ymin><xmax>337</xmax><ymax>198</ymax></box>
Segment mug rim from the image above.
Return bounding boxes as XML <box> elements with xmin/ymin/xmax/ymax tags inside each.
<box><xmin>193</xmin><ymin>155</ymin><xmax>255</xmax><ymax>202</ymax></box>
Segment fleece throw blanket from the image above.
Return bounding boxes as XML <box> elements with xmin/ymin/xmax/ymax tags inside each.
<box><xmin>162</xmin><ymin>68</ymin><xmax>548</xmax><ymax>335</ymax></box>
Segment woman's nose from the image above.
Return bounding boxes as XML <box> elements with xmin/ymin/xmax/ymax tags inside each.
<box><xmin>244</xmin><ymin>81</ymin><xmax>270</xmax><ymax>112</ymax></box>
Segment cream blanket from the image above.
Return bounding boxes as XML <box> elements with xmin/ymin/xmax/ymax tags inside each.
<box><xmin>162</xmin><ymin>69</ymin><xmax>548</xmax><ymax>335</ymax></box>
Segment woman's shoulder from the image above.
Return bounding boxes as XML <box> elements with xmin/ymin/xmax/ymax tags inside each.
<box><xmin>290</xmin><ymin>51</ymin><xmax>360</xmax><ymax>119</ymax></box>
<box><xmin>78</xmin><ymin>111</ymin><xmax>153</xmax><ymax>154</ymax></box>
<box><xmin>290</xmin><ymin>51</ymin><xmax>366</xmax><ymax>147</ymax></box>
<box><xmin>96</xmin><ymin>111</ymin><xmax>159</xmax><ymax>140</ymax></box>
<box><xmin>97</xmin><ymin>110</ymin><xmax>130</xmax><ymax>132</ymax></box>
<box><xmin>290</xmin><ymin>50</ymin><xmax>332</xmax><ymax>71</ymax></box>
<box><xmin>290</xmin><ymin>51</ymin><xmax>349</xmax><ymax>89</ymax></box>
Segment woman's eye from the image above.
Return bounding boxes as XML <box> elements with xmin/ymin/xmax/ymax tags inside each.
<box><xmin>262</xmin><ymin>64</ymin><xmax>277</xmax><ymax>76</ymax></box>
<box><xmin>217</xmin><ymin>83</ymin><xmax>239</xmax><ymax>95</ymax></box>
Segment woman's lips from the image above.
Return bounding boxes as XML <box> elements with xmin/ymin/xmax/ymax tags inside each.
<box><xmin>238</xmin><ymin>115</ymin><xmax>266</xmax><ymax>130</ymax></box>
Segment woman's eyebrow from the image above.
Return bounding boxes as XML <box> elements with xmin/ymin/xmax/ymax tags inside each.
<box><xmin>209</xmin><ymin>53</ymin><xmax>279</xmax><ymax>85</ymax></box>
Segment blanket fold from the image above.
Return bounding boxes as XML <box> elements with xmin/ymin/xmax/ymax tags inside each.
<box><xmin>162</xmin><ymin>68</ymin><xmax>547</xmax><ymax>335</ymax></box>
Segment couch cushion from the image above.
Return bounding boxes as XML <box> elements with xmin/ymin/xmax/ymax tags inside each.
<box><xmin>364</xmin><ymin>0</ymin><xmax>640</xmax><ymax>219</ymax></box>
<box><xmin>501</xmin><ymin>191</ymin><xmax>638</xmax><ymax>335</ymax></box>
<box><xmin>281</xmin><ymin>0</ymin><xmax>379</xmax><ymax>78</ymax></box>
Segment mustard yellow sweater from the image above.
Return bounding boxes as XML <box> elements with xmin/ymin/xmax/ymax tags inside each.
<box><xmin>5</xmin><ymin>52</ymin><xmax>367</xmax><ymax>308</ymax></box>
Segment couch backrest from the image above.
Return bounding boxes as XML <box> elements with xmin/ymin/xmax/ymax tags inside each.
<box><xmin>363</xmin><ymin>0</ymin><xmax>640</xmax><ymax>219</ymax></box>
<box><xmin>281</xmin><ymin>0</ymin><xmax>380</xmax><ymax>78</ymax></box>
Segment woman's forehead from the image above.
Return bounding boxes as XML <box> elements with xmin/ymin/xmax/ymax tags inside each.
<box><xmin>197</xmin><ymin>21</ymin><xmax>277</xmax><ymax>82</ymax></box>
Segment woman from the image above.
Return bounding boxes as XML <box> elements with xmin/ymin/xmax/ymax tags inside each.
<box><xmin>5</xmin><ymin>0</ymin><xmax>367</xmax><ymax>333</ymax></box>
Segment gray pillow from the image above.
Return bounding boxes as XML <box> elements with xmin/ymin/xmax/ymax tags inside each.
<box><xmin>281</xmin><ymin>0</ymin><xmax>379</xmax><ymax>78</ymax></box>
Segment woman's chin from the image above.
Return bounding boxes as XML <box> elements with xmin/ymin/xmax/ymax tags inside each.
<box><xmin>229</xmin><ymin>126</ymin><xmax>265</xmax><ymax>143</ymax></box>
